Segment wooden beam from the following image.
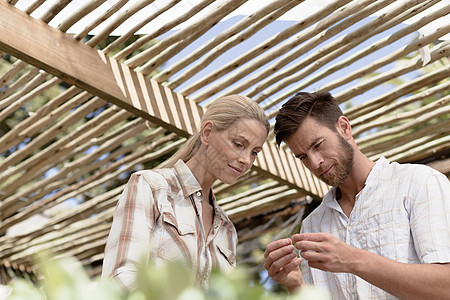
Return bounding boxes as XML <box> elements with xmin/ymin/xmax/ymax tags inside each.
<box><xmin>0</xmin><ymin>2</ymin><xmax>327</xmax><ymax>198</ymax></box>
<box><xmin>0</xmin><ymin>1</ymin><xmax>197</xmax><ymax>138</ymax></box>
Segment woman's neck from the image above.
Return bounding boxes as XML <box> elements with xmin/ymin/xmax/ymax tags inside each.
<box><xmin>186</xmin><ymin>153</ymin><xmax>215</xmax><ymax>198</ymax></box>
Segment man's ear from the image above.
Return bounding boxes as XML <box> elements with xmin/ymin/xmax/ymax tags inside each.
<box><xmin>336</xmin><ymin>116</ymin><xmax>352</xmax><ymax>139</ymax></box>
<box><xmin>201</xmin><ymin>121</ymin><xmax>214</xmax><ymax>145</ymax></box>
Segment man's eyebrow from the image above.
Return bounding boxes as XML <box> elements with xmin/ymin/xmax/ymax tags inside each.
<box><xmin>308</xmin><ymin>137</ymin><xmax>323</xmax><ymax>149</ymax></box>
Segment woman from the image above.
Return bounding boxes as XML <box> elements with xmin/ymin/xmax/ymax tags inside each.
<box><xmin>102</xmin><ymin>95</ymin><xmax>269</xmax><ymax>290</ymax></box>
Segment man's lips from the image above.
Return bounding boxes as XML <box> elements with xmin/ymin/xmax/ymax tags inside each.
<box><xmin>320</xmin><ymin>165</ymin><xmax>333</xmax><ymax>176</ymax></box>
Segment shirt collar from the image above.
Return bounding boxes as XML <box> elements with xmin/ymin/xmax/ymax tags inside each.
<box><xmin>323</xmin><ymin>187</ymin><xmax>342</xmax><ymax>211</ymax></box>
<box><xmin>364</xmin><ymin>156</ymin><xmax>389</xmax><ymax>190</ymax></box>
<box><xmin>323</xmin><ymin>156</ymin><xmax>389</xmax><ymax>209</ymax></box>
<box><xmin>173</xmin><ymin>159</ymin><xmax>203</xmax><ymax>199</ymax></box>
<box><xmin>173</xmin><ymin>160</ymin><xmax>228</xmax><ymax>222</ymax></box>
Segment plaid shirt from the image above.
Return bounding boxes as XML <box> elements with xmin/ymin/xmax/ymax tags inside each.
<box><xmin>301</xmin><ymin>156</ymin><xmax>450</xmax><ymax>299</ymax></box>
<box><xmin>102</xmin><ymin>160</ymin><xmax>237</xmax><ymax>290</ymax></box>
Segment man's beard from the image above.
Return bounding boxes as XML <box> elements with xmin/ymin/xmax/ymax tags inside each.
<box><xmin>318</xmin><ymin>134</ymin><xmax>354</xmax><ymax>187</ymax></box>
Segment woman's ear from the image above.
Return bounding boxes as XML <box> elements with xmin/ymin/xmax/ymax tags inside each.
<box><xmin>200</xmin><ymin>121</ymin><xmax>214</xmax><ymax>145</ymax></box>
<box><xmin>336</xmin><ymin>116</ymin><xmax>352</xmax><ymax>139</ymax></box>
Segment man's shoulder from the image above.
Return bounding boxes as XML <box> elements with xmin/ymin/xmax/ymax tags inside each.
<box><xmin>377</xmin><ymin>158</ymin><xmax>446</xmax><ymax>182</ymax></box>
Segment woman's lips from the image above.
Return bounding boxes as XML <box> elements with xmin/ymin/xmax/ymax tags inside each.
<box><xmin>229</xmin><ymin>165</ymin><xmax>243</xmax><ymax>175</ymax></box>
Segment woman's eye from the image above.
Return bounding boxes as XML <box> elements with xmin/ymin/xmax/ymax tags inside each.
<box><xmin>234</xmin><ymin>142</ymin><xmax>243</xmax><ymax>149</ymax></box>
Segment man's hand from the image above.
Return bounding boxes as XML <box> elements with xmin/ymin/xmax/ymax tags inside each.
<box><xmin>264</xmin><ymin>238</ymin><xmax>304</xmax><ymax>293</ymax></box>
<box><xmin>293</xmin><ymin>232</ymin><xmax>356</xmax><ymax>273</ymax></box>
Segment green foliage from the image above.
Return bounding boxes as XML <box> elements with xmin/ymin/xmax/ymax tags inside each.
<box><xmin>5</xmin><ymin>254</ymin><xmax>330</xmax><ymax>300</ymax></box>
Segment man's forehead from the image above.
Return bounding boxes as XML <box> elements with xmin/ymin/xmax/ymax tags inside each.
<box><xmin>288</xmin><ymin>122</ymin><xmax>322</xmax><ymax>147</ymax></box>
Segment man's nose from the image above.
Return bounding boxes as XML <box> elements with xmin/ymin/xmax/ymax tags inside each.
<box><xmin>308</xmin><ymin>152</ymin><xmax>323</xmax><ymax>170</ymax></box>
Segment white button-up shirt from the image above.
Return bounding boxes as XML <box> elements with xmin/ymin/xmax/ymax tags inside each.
<box><xmin>301</xmin><ymin>157</ymin><xmax>450</xmax><ymax>299</ymax></box>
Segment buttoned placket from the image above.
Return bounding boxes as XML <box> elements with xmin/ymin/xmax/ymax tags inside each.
<box><xmin>345</xmin><ymin>221</ymin><xmax>358</xmax><ymax>300</ymax></box>
<box><xmin>346</xmin><ymin>193</ymin><xmax>361</xmax><ymax>300</ymax></box>
<box><xmin>191</xmin><ymin>190</ymin><xmax>211</xmax><ymax>287</ymax></box>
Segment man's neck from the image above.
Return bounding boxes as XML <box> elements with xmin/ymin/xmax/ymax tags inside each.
<box><xmin>337</xmin><ymin>152</ymin><xmax>375</xmax><ymax>216</ymax></box>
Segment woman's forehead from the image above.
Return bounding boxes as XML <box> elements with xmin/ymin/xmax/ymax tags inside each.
<box><xmin>225</xmin><ymin>119</ymin><xmax>267</xmax><ymax>142</ymax></box>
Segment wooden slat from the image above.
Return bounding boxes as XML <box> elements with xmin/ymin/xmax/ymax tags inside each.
<box><xmin>86</xmin><ymin>0</ymin><xmax>156</xmax><ymax>47</ymax></box>
<box><xmin>0</xmin><ymin>2</ymin><xmax>327</xmax><ymax>199</ymax></box>
<box><xmin>227</xmin><ymin>189</ymin><xmax>302</xmax><ymax>220</ymax></box>
<box><xmin>210</xmin><ymin>0</ymin><xmax>386</xmax><ymax>103</ymax></box>
<box><xmin>0</xmin><ymin>68</ymin><xmax>40</xmax><ymax>103</ymax></box>
<box><xmin>333</xmin><ymin>25</ymin><xmax>450</xmax><ymax>104</ymax></box>
<box><xmin>73</xmin><ymin>0</ymin><xmax>128</xmax><ymax>41</ymax></box>
<box><xmin>0</xmin><ymin>60</ymin><xmax>28</xmax><ymax>93</ymax></box>
<box><xmin>265</xmin><ymin>0</ymin><xmax>444</xmax><ymax>107</ymax></box>
<box><xmin>183</xmin><ymin>0</ymin><xmax>352</xmax><ymax>101</ymax></box>
<box><xmin>39</xmin><ymin>0</ymin><xmax>72</xmax><ymax>24</ymax></box>
<box><xmin>361</xmin><ymin>118</ymin><xmax>449</xmax><ymax>156</ymax></box>
<box><xmin>353</xmin><ymin>95</ymin><xmax>450</xmax><ymax>137</ymax></box>
<box><xmin>261</xmin><ymin>0</ymin><xmax>439</xmax><ymax>112</ymax></box>
<box><xmin>57</xmin><ymin>0</ymin><xmax>108</xmax><ymax>33</ymax></box>
<box><xmin>114</xmin><ymin>0</ymin><xmax>215</xmax><ymax>61</ymax></box>
<box><xmin>346</xmin><ymin>62</ymin><xmax>450</xmax><ymax>120</ymax></box>
<box><xmin>155</xmin><ymin>0</ymin><xmax>300</xmax><ymax>84</ymax></box>
<box><xmin>351</xmin><ymin>80</ymin><xmax>450</xmax><ymax>129</ymax></box>
<box><xmin>102</xmin><ymin>0</ymin><xmax>181</xmax><ymax>54</ymax></box>
<box><xmin>0</xmin><ymin>71</ymin><xmax>53</xmax><ymax>120</ymax></box>
<box><xmin>136</xmin><ymin>0</ymin><xmax>249</xmax><ymax>75</ymax></box>
<box><xmin>0</xmin><ymin>2</ymin><xmax>196</xmax><ymax>138</ymax></box>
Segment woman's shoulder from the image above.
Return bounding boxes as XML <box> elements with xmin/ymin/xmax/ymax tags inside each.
<box><xmin>131</xmin><ymin>168</ymin><xmax>176</xmax><ymax>189</ymax></box>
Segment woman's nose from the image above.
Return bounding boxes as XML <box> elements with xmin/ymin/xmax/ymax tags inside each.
<box><xmin>238</xmin><ymin>150</ymin><xmax>253</xmax><ymax>168</ymax></box>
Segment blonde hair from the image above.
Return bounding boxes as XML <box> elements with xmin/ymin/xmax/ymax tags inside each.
<box><xmin>164</xmin><ymin>95</ymin><xmax>269</xmax><ymax>167</ymax></box>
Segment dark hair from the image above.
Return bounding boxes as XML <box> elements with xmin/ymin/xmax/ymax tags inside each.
<box><xmin>274</xmin><ymin>91</ymin><xmax>343</xmax><ymax>146</ymax></box>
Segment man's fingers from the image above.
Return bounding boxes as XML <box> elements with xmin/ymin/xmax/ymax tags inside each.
<box><xmin>292</xmin><ymin>232</ymin><xmax>328</xmax><ymax>243</ymax></box>
<box><xmin>265</xmin><ymin>251</ymin><xmax>297</xmax><ymax>276</ymax></box>
<box><xmin>264</xmin><ymin>238</ymin><xmax>292</xmax><ymax>258</ymax></box>
<box><xmin>294</xmin><ymin>240</ymin><xmax>323</xmax><ymax>252</ymax></box>
<box><xmin>299</xmin><ymin>249</ymin><xmax>325</xmax><ymax>264</ymax></box>
<box><xmin>264</xmin><ymin>244</ymin><xmax>295</xmax><ymax>267</ymax></box>
<box><xmin>283</xmin><ymin>257</ymin><xmax>302</xmax><ymax>273</ymax></box>
<box><xmin>264</xmin><ymin>244</ymin><xmax>296</xmax><ymax>270</ymax></box>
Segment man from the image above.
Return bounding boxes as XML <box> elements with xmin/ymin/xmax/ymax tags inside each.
<box><xmin>264</xmin><ymin>91</ymin><xmax>450</xmax><ymax>299</ymax></box>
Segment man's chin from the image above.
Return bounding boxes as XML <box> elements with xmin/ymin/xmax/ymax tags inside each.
<box><xmin>319</xmin><ymin>175</ymin><xmax>341</xmax><ymax>187</ymax></box>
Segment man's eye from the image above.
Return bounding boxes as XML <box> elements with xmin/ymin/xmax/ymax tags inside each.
<box><xmin>314</xmin><ymin>141</ymin><xmax>323</xmax><ymax>149</ymax></box>
<box><xmin>299</xmin><ymin>154</ymin><xmax>306</xmax><ymax>161</ymax></box>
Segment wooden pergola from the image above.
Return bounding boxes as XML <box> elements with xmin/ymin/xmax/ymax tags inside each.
<box><xmin>0</xmin><ymin>0</ymin><xmax>449</xmax><ymax>282</ymax></box>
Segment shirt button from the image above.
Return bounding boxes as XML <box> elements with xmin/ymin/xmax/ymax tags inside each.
<box><xmin>196</xmin><ymin>191</ymin><xmax>202</xmax><ymax>197</ymax></box>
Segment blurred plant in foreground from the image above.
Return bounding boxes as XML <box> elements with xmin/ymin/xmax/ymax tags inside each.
<box><xmin>4</xmin><ymin>253</ymin><xmax>330</xmax><ymax>300</ymax></box>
